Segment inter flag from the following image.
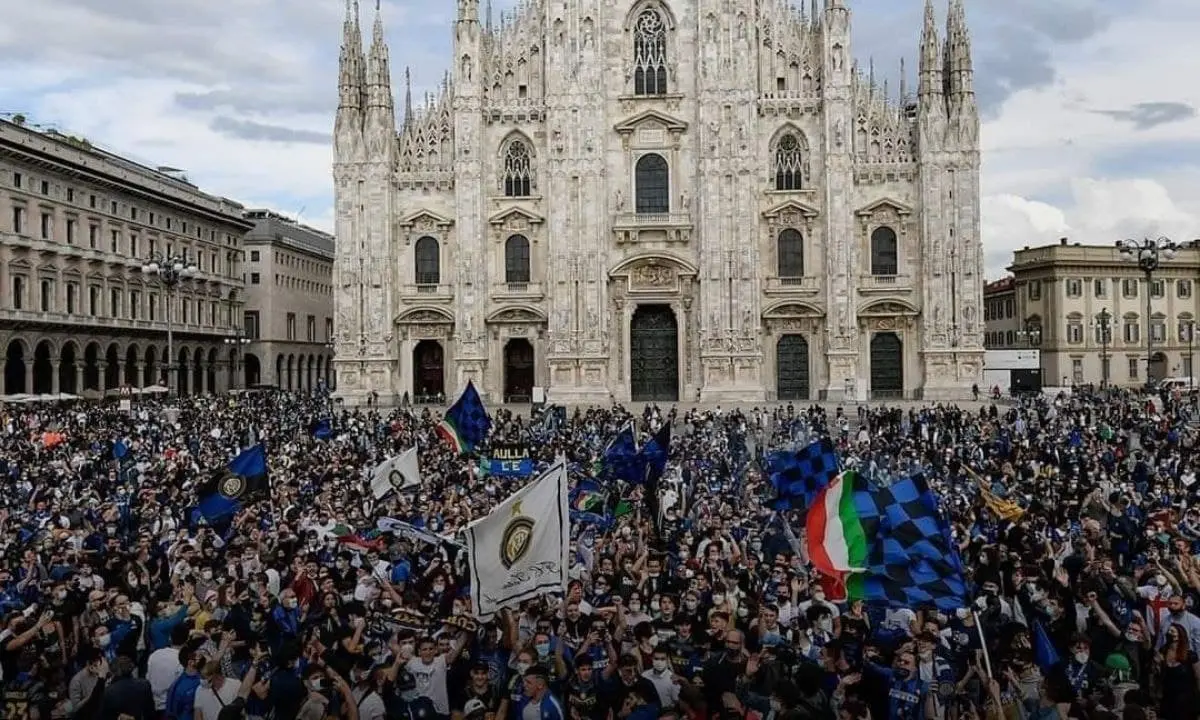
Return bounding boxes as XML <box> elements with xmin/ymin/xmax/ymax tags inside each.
<box><xmin>370</xmin><ymin>446</ymin><xmax>421</xmax><ymax>499</ymax></box>
<box><xmin>602</xmin><ymin>421</ymin><xmax>641</xmax><ymax>484</ymax></box>
<box><xmin>311</xmin><ymin>418</ymin><xmax>333</xmax><ymax>440</ymax></box>
<box><xmin>193</xmin><ymin>444</ymin><xmax>269</xmax><ymax>527</ymax></box>
<box><xmin>437</xmin><ymin>380</ymin><xmax>491</xmax><ymax>453</ymax></box>
<box><xmin>807</xmin><ymin>470</ymin><xmax>968</xmax><ymax>612</ymax></box>
<box><xmin>465</xmin><ymin>459</ymin><xmax>569</xmax><ymax>619</ymax></box>
<box><xmin>640</xmin><ymin>422</ymin><xmax>671</xmax><ymax>531</ymax></box>
<box><xmin>768</xmin><ymin>439</ymin><xmax>840</xmax><ymax>512</ymax></box>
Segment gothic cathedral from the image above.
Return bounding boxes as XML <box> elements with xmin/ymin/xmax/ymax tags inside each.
<box><xmin>331</xmin><ymin>0</ymin><xmax>983</xmax><ymax>406</ymax></box>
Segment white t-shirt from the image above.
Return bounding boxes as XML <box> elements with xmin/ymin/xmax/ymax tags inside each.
<box><xmin>193</xmin><ymin>678</ymin><xmax>240</xmax><ymax>720</ymax></box>
<box><xmin>405</xmin><ymin>655</ymin><xmax>450</xmax><ymax>714</ymax></box>
<box><xmin>353</xmin><ymin>686</ymin><xmax>388</xmax><ymax>720</ymax></box>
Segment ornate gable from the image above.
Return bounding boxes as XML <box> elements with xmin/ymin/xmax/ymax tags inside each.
<box><xmin>398</xmin><ymin>209</ymin><xmax>454</xmax><ymax>231</ymax></box>
<box><xmin>486</xmin><ymin>305</ymin><xmax>547</xmax><ymax>324</ymax></box>
<box><xmin>859</xmin><ymin>300</ymin><xmax>918</xmax><ymax>316</ymax></box>
<box><xmin>395</xmin><ymin>306</ymin><xmax>455</xmax><ymax>324</ymax></box>
<box><xmin>763</xmin><ymin>302</ymin><xmax>824</xmax><ymax>318</ymax></box>
<box><xmin>487</xmin><ymin>206</ymin><xmax>544</xmax><ymax>228</ymax></box>
<box><xmin>613</xmin><ymin>109</ymin><xmax>689</xmax><ymax>136</ymax></box>
<box><xmin>762</xmin><ymin>199</ymin><xmax>820</xmax><ymax>221</ymax></box>
<box><xmin>855</xmin><ymin>197</ymin><xmax>913</xmax><ymax>217</ymax></box>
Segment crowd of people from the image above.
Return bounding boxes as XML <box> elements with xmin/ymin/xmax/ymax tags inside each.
<box><xmin>1</xmin><ymin>384</ymin><xmax>1198</xmax><ymax>720</ymax></box>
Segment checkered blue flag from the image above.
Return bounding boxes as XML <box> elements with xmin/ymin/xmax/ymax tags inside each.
<box><xmin>768</xmin><ymin>438</ymin><xmax>840</xmax><ymax>512</ymax></box>
<box><xmin>847</xmin><ymin>473</ymin><xmax>969</xmax><ymax>612</ymax></box>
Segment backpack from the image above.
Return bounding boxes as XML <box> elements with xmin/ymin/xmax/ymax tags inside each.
<box><xmin>165</xmin><ymin>673</ymin><xmax>202</xmax><ymax>720</ymax></box>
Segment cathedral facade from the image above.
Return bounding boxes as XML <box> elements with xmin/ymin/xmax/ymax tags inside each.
<box><xmin>331</xmin><ymin>0</ymin><xmax>984</xmax><ymax>406</ymax></box>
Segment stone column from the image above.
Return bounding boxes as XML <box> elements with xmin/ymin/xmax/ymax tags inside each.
<box><xmin>98</xmin><ymin>362</ymin><xmax>108</xmax><ymax>392</ymax></box>
<box><xmin>51</xmin><ymin>362</ymin><xmax>60</xmax><ymax>394</ymax></box>
<box><xmin>74</xmin><ymin>366</ymin><xmax>84</xmax><ymax>395</ymax></box>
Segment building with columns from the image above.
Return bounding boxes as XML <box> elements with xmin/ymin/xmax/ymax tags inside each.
<box><xmin>331</xmin><ymin>0</ymin><xmax>985</xmax><ymax>406</ymax></box>
<box><xmin>988</xmin><ymin>238</ymin><xmax>1200</xmax><ymax>387</ymax></box>
<box><xmin>241</xmin><ymin>210</ymin><xmax>337</xmax><ymax>391</ymax></box>
<box><xmin>0</xmin><ymin>117</ymin><xmax>252</xmax><ymax>397</ymax></box>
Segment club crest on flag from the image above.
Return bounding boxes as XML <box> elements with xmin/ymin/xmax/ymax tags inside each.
<box><xmin>500</xmin><ymin>501</ymin><xmax>534</xmax><ymax>569</ymax></box>
<box><xmin>389</xmin><ymin>468</ymin><xmax>409</xmax><ymax>491</ymax></box>
<box><xmin>219</xmin><ymin>474</ymin><xmax>246</xmax><ymax>499</ymax></box>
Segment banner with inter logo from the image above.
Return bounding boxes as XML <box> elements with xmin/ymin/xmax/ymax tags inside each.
<box><xmin>465</xmin><ymin>458</ymin><xmax>568</xmax><ymax>619</ymax></box>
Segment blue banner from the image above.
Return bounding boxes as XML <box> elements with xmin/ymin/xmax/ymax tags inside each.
<box><xmin>486</xmin><ymin>444</ymin><xmax>534</xmax><ymax>477</ymax></box>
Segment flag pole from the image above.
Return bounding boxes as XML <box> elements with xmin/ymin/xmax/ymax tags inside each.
<box><xmin>971</xmin><ymin>610</ymin><xmax>993</xmax><ymax>677</ymax></box>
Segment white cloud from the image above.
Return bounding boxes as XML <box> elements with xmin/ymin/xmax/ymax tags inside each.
<box><xmin>978</xmin><ymin>0</ymin><xmax>1200</xmax><ymax>278</ymax></box>
<box><xmin>3</xmin><ymin>0</ymin><xmax>1198</xmax><ymax>275</ymax></box>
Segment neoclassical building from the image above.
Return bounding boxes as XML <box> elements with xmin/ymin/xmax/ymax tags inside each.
<box><xmin>331</xmin><ymin>0</ymin><xmax>984</xmax><ymax>405</ymax></box>
<box><xmin>0</xmin><ymin>117</ymin><xmax>252</xmax><ymax>398</ymax></box>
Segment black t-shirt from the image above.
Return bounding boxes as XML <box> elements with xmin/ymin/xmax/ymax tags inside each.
<box><xmin>452</xmin><ymin>684</ymin><xmax>500</xmax><ymax>714</ymax></box>
<box><xmin>565</xmin><ymin>679</ymin><xmax>604</xmax><ymax>720</ymax></box>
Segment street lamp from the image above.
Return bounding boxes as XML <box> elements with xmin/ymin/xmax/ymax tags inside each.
<box><xmin>1090</xmin><ymin>308</ymin><xmax>1112</xmax><ymax>387</ymax></box>
<box><xmin>140</xmin><ymin>251</ymin><xmax>197</xmax><ymax>395</ymax></box>
<box><xmin>1117</xmin><ymin>236</ymin><xmax>1179</xmax><ymax>387</ymax></box>
<box><xmin>1185</xmin><ymin>319</ymin><xmax>1196</xmax><ymax>391</ymax></box>
<box><xmin>224</xmin><ymin>335</ymin><xmax>250</xmax><ymax>390</ymax></box>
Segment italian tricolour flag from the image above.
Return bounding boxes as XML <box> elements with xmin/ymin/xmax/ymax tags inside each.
<box><xmin>806</xmin><ymin>470</ymin><xmax>869</xmax><ymax>578</ymax></box>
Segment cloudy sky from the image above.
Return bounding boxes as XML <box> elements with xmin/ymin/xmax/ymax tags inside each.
<box><xmin>1</xmin><ymin>0</ymin><xmax>1197</xmax><ymax>279</ymax></box>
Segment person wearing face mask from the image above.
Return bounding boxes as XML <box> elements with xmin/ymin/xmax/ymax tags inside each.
<box><xmin>149</xmin><ymin>587</ymin><xmax>195</xmax><ymax>652</ymax></box>
<box><xmin>640</xmin><ymin>650</ymin><xmax>680</xmax><ymax>709</ymax></box>
<box><xmin>1062</xmin><ymin>635</ymin><xmax>1102</xmax><ymax>697</ymax></box>
<box><xmin>348</xmin><ymin>654</ymin><xmax>387</xmax><ymax>720</ymax></box>
<box><xmin>1155</xmin><ymin>593</ymin><xmax>1200</xmax><ymax>657</ymax></box>
<box><xmin>624</xmin><ymin>594</ymin><xmax>652</xmax><ymax>629</ymax></box>
<box><xmin>270</xmin><ymin>591</ymin><xmax>304</xmax><ymax>650</ymax></box>
<box><xmin>861</xmin><ymin>648</ymin><xmax>931</xmax><ymax>720</ymax></box>
<box><xmin>609</xmin><ymin>655</ymin><xmax>661</xmax><ymax>717</ymax></box>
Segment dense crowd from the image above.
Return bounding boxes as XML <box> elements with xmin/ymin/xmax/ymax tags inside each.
<box><xmin>1</xmin><ymin>385</ymin><xmax>1200</xmax><ymax>720</ymax></box>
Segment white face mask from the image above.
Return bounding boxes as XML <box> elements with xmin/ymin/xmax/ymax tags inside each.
<box><xmin>712</xmin><ymin>594</ymin><xmax>725</xmax><ymax>605</ymax></box>
<box><xmin>652</xmin><ymin>659</ymin><xmax>668</xmax><ymax>673</ymax></box>
<box><xmin>1074</xmin><ymin>651</ymin><xmax>1089</xmax><ymax>664</ymax></box>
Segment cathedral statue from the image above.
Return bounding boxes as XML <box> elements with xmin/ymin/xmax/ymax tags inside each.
<box><xmin>330</xmin><ymin>0</ymin><xmax>984</xmax><ymax>405</ymax></box>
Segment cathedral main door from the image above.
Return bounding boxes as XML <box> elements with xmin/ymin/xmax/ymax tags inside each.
<box><xmin>630</xmin><ymin>305</ymin><xmax>679</xmax><ymax>402</ymax></box>
<box><xmin>869</xmin><ymin>332</ymin><xmax>903</xmax><ymax>399</ymax></box>
<box><xmin>776</xmin><ymin>334</ymin><xmax>810</xmax><ymax>401</ymax></box>
<box><xmin>413</xmin><ymin>340</ymin><xmax>445</xmax><ymax>402</ymax></box>
<box><xmin>503</xmin><ymin>339</ymin><xmax>535</xmax><ymax>403</ymax></box>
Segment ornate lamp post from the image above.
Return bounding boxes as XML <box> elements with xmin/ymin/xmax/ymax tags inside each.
<box><xmin>140</xmin><ymin>251</ymin><xmax>197</xmax><ymax>395</ymax></box>
<box><xmin>1185</xmin><ymin>319</ymin><xmax>1196</xmax><ymax>391</ymax></box>
<box><xmin>1117</xmin><ymin>236</ymin><xmax>1179</xmax><ymax>387</ymax></box>
<box><xmin>224</xmin><ymin>335</ymin><xmax>250</xmax><ymax>390</ymax></box>
<box><xmin>1090</xmin><ymin>308</ymin><xmax>1112</xmax><ymax>387</ymax></box>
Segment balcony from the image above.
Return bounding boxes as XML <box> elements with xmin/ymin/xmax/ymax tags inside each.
<box><xmin>0</xmin><ymin>307</ymin><xmax>237</xmax><ymax>338</ymax></box>
<box><xmin>611</xmin><ymin>212</ymin><xmax>693</xmax><ymax>245</ymax></box>
<box><xmin>858</xmin><ymin>274</ymin><xmax>914</xmax><ymax>294</ymax></box>
<box><xmin>398</xmin><ymin>284</ymin><xmax>454</xmax><ymax>304</ymax></box>
<box><xmin>491</xmin><ymin>282</ymin><xmax>545</xmax><ymax>301</ymax></box>
<box><xmin>764</xmin><ymin>276</ymin><xmax>821</xmax><ymax>296</ymax></box>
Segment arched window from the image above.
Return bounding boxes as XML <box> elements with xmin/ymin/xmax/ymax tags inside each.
<box><xmin>505</xmin><ymin>235</ymin><xmax>531</xmax><ymax>284</ymax></box>
<box><xmin>774</xmin><ymin>134</ymin><xmax>805</xmax><ymax>191</ymax></box>
<box><xmin>503</xmin><ymin>140</ymin><xmax>532</xmax><ymax>197</ymax></box>
<box><xmin>869</xmin><ymin>226</ymin><xmax>898</xmax><ymax>276</ymax></box>
<box><xmin>632</xmin><ymin>8</ymin><xmax>668</xmax><ymax>96</ymax></box>
<box><xmin>635</xmin><ymin>153</ymin><xmax>669</xmax><ymax>214</ymax></box>
<box><xmin>777</xmin><ymin>229</ymin><xmax>804</xmax><ymax>278</ymax></box>
<box><xmin>415</xmin><ymin>236</ymin><xmax>440</xmax><ymax>285</ymax></box>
